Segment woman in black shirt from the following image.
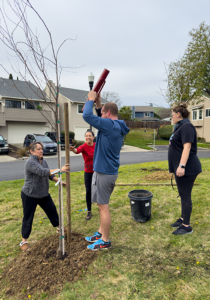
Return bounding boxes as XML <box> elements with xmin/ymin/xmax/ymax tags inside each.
<box><xmin>168</xmin><ymin>103</ymin><xmax>202</xmax><ymax>235</ymax></box>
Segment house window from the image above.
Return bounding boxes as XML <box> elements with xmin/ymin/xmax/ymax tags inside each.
<box><xmin>78</xmin><ymin>104</ymin><xmax>83</xmax><ymax>114</ymax></box>
<box><xmin>25</xmin><ymin>101</ymin><xmax>40</xmax><ymax>109</ymax></box>
<box><xmin>5</xmin><ymin>100</ymin><xmax>21</xmax><ymax>108</ymax></box>
<box><xmin>192</xmin><ymin>111</ymin><xmax>197</xmax><ymax>120</ymax></box>
<box><xmin>199</xmin><ymin>110</ymin><xmax>203</xmax><ymax>120</ymax></box>
<box><xmin>205</xmin><ymin>109</ymin><xmax>210</xmax><ymax>117</ymax></box>
<box><xmin>144</xmin><ymin>112</ymin><xmax>150</xmax><ymax>117</ymax></box>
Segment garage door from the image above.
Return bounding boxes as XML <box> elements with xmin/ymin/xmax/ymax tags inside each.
<box><xmin>8</xmin><ymin>124</ymin><xmax>50</xmax><ymax>144</ymax></box>
<box><xmin>74</xmin><ymin>126</ymin><xmax>90</xmax><ymax>141</ymax></box>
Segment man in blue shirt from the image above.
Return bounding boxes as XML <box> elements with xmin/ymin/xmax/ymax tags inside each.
<box><xmin>83</xmin><ymin>91</ymin><xmax>130</xmax><ymax>250</ymax></box>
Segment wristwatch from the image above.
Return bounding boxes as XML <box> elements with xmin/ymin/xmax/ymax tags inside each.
<box><xmin>179</xmin><ymin>164</ymin><xmax>185</xmax><ymax>168</ymax></box>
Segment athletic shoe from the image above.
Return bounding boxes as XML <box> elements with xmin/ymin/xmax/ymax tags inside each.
<box><xmin>85</xmin><ymin>231</ymin><xmax>102</xmax><ymax>242</ymax></box>
<box><xmin>85</xmin><ymin>211</ymin><xmax>92</xmax><ymax>220</ymax></box>
<box><xmin>172</xmin><ymin>225</ymin><xmax>193</xmax><ymax>235</ymax></box>
<box><xmin>170</xmin><ymin>218</ymin><xmax>183</xmax><ymax>228</ymax></box>
<box><xmin>87</xmin><ymin>239</ymin><xmax>111</xmax><ymax>251</ymax></box>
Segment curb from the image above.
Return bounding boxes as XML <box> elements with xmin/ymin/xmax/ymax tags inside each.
<box><xmin>17</xmin><ymin>156</ymin><xmax>29</xmax><ymax>161</ymax></box>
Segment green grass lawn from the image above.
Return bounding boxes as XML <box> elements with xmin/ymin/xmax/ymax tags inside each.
<box><xmin>0</xmin><ymin>159</ymin><xmax>210</xmax><ymax>299</ymax></box>
<box><xmin>125</xmin><ymin>128</ymin><xmax>169</xmax><ymax>149</ymax></box>
<box><xmin>125</xmin><ymin>128</ymin><xmax>210</xmax><ymax>149</ymax></box>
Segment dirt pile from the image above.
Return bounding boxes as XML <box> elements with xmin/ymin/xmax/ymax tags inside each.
<box><xmin>0</xmin><ymin>232</ymin><xmax>97</xmax><ymax>298</ymax></box>
<box><xmin>143</xmin><ymin>170</ymin><xmax>172</xmax><ymax>181</ymax></box>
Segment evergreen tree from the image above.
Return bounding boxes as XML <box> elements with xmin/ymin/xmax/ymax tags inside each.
<box><xmin>9</xmin><ymin>73</ymin><xmax>13</xmax><ymax>79</ymax></box>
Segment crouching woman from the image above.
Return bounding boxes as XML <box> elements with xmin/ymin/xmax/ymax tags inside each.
<box><xmin>20</xmin><ymin>142</ymin><xmax>70</xmax><ymax>251</ymax></box>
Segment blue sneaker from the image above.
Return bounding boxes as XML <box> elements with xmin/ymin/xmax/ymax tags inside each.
<box><xmin>85</xmin><ymin>231</ymin><xmax>102</xmax><ymax>243</ymax></box>
<box><xmin>87</xmin><ymin>239</ymin><xmax>111</xmax><ymax>251</ymax></box>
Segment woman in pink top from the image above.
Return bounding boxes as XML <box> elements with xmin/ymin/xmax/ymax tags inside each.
<box><xmin>70</xmin><ymin>130</ymin><xmax>95</xmax><ymax>220</ymax></box>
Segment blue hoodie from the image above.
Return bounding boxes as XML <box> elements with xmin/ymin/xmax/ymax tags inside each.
<box><xmin>83</xmin><ymin>101</ymin><xmax>130</xmax><ymax>175</ymax></box>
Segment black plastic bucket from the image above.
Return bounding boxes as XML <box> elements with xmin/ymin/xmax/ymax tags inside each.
<box><xmin>128</xmin><ymin>189</ymin><xmax>153</xmax><ymax>223</ymax></box>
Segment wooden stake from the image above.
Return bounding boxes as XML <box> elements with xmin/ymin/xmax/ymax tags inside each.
<box><xmin>64</xmin><ymin>102</ymin><xmax>71</xmax><ymax>243</ymax></box>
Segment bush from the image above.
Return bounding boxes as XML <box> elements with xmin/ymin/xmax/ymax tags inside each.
<box><xmin>60</xmin><ymin>131</ymin><xmax>75</xmax><ymax>139</ymax></box>
<box><xmin>197</xmin><ymin>137</ymin><xmax>206</xmax><ymax>142</ymax></box>
<box><xmin>72</xmin><ymin>140</ymin><xmax>85</xmax><ymax>147</ymax></box>
<box><xmin>16</xmin><ymin>147</ymin><xmax>29</xmax><ymax>157</ymax></box>
<box><xmin>158</xmin><ymin>125</ymin><xmax>173</xmax><ymax>140</ymax></box>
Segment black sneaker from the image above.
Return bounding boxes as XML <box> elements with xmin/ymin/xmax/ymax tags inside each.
<box><xmin>170</xmin><ymin>218</ymin><xmax>183</xmax><ymax>228</ymax></box>
<box><xmin>172</xmin><ymin>225</ymin><xmax>193</xmax><ymax>235</ymax></box>
<box><xmin>85</xmin><ymin>211</ymin><xmax>92</xmax><ymax>220</ymax></box>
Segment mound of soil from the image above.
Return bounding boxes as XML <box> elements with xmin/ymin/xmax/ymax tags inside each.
<box><xmin>143</xmin><ymin>170</ymin><xmax>172</xmax><ymax>181</ymax></box>
<box><xmin>141</xmin><ymin>168</ymin><xmax>167</xmax><ymax>172</ymax></box>
<box><xmin>0</xmin><ymin>232</ymin><xmax>97</xmax><ymax>298</ymax></box>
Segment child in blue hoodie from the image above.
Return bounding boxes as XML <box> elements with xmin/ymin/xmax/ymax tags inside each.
<box><xmin>83</xmin><ymin>91</ymin><xmax>130</xmax><ymax>250</ymax></box>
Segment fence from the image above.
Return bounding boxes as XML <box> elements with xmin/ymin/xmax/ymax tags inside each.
<box><xmin>124</xmin><ymin>120</ymin><xmax>171</xmax><ymax>129</ymax></box>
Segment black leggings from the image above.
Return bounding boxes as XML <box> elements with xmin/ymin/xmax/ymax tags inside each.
<box><xmin>21</xmin><ymin>191</ymin><xmax>59</xmax><ymax>239</ymax></box>
<box><xmin>84</xmin><ymin>172</ymin><xmax>93</xmax><ymax>211</ymax></box>
<box><xmin>175</xmin><ymin>174</ymin><xmax>197</xmax><ymax>225</ymax></box>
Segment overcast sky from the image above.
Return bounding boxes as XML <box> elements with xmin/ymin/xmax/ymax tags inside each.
<box><xmin>0</xmin><ymin>0</ymin><xmax>210</xmax><ymax>107</ymax></box>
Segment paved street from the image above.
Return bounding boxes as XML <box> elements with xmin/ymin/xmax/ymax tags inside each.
<box><xmin>0</xmin><ymin>146</ymin><xmax>209</xmax><ymax>182</ymax></box>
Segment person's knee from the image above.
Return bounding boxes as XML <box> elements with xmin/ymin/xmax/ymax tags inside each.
<box><xmin>98</xmin><ymin>204</ymin><xmax>109</xmax><ymax>212</ymax></box>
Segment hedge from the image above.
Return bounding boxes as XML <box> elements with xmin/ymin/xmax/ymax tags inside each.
<box><xmin>60</xmin><ymin>131</ymin><xmax>75</xmax><ymax>139</ymax></box>
<box><xmin>158</xmin><ymin>125</ymin><xmax>173</xmax><ymax>140</ymax></box>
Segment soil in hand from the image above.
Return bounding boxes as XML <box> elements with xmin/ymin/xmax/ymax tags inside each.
<box><xmin>0</xmin><ymin>232</ymin><xmax>97</xmax><ymax>298</ymax></box>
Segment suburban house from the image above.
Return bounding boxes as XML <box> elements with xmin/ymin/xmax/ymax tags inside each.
<box><xmin>130</xmin><ymin>105</ymin><xmax>160</xmax><ymax>121</ymax></box>
<box><xmin>44</xmin><ymin>80</ymin><xmax>106</xmax><ymax>141</ymax></box>
<box><xmin>187</xmin><ymin>96</ymin><xmax>210</xmax><ymax>142</ymax></box>
<box><xmin>0</xmin><ymin>78</ymin><xmax>106</xmax><ymax>145</ymax></box>
<box><xmin>0</xmin><ymin>78</ymin><xmax>55</xmax><ymax>144</ymax></box>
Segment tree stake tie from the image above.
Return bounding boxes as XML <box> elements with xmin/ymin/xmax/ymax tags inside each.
<box><xmin>59</xmin><ymin>236</ymin><xmax>65</xmax><ymax>240</ymax></box>
<box><xmin>57</xmin><ymin>141</ymin><xmax>61</xmax><ymax>144</ymax></box>
<box><xmin>57</xmin><ymin>120</ymin><xmax>61</xmax><ymax>123</ymax></box>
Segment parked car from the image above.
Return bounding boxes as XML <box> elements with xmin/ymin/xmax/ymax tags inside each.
<box><xmin>23</xmin><ymin>134</ymin><xmax>57</xmax><ymax>155</ymax></box>
<box><xmin>45</xmin><ymin>132</ymin><xmax>73</xmax><ymax>150</ymax></box>
<box><xmin>0</xmin><ymin>134</ymin><xmax>9</xmax><ymax>154</ymax></box>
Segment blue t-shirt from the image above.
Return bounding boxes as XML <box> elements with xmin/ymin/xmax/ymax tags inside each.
<box><xmin>83</xmin><ymin>101</ymin><xmax>130</xmax><ymax>175</ymax></box>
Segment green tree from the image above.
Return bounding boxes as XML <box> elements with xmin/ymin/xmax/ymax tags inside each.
<box><xmin>9</xmin><ymin>73</ymin><xmax>13</xmax><ymax>79</ymax></box>
<box><xmin>119</xmin><ymin>106</ymin><xmax>133</xmax><ymax>120</ymax></box>
<box><xmin>163</xmin><ymin>22</ymin><xmax>210</xmax><ymax>106</ymax></box>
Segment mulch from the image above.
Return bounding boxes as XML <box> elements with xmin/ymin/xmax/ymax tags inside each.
<box><xmin>0</xmin><ymin>232</ymin><xmax>97</xmax><ymax>299</ymax></box>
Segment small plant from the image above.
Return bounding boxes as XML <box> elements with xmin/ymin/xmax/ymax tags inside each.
<box><xmin>16</xmin><ymin>147</ymin><xmax>29</xmax><ymax>157</ymax></box>
<box><xmin>36</xmin><ymin>104</ymin><xmax>43</xmax><ymax>110</ymax></box>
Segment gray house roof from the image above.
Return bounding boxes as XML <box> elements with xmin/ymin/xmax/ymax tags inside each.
<box><xmin>0</xmin><ymin>78</ymin><xmax>49</xmax><ymax>101</ymax></box>
<box><xmin>130</xmin><ymin>105</ymin><xmax>155</xmax><ymax>112</ymax></box>
<box><xmin>58</xmin><ymin>86</ymin><xmax>106</xmax><ymax>104</ymax></box>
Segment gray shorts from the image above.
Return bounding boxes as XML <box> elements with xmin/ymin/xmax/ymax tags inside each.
<box><xmin>91</xmin><ymin>172</ymin><xmax>118</xmax><ymax>205</ymax></box>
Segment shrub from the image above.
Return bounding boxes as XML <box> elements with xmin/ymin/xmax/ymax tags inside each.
<box><xmin>16</xmin><ymin>147</ymin><xmax>29</xmax><ymax>157</ymax></box>
<box><xmin>197</xmin><ymin>137</ymin><xmax>206</xmax><ymax>142</ymax></box>
<box><xmin>61</xmin><ymin>131</ymin><xmax>75</xmax><ymax>139</ymax></box>
<box><xmin>72</xmin><ymin>140</ymin><xmax>85</xmax><ymax>147</ymax></box>
<box><xmin>158</xmin><ymin>125</ymin><xmax>173</xmax><ymax>140</ymax></box>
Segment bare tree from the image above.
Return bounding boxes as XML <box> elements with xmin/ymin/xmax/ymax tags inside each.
<box><xmin>102</xmin><ymin>91</ymin><xmax>122</xmax><ymax>108</ymax></box>
<box><xmin>0</xmin><ymin>0</ymin><xmax>74</xmax><ymax>256</ymax></box>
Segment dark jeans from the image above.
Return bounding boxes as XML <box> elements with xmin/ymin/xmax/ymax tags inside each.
<box><xmin>21</xmin><ymin>191</ymin><xmax>59</xmax><ymax>239</ymax></box>
<box><xmin>175</xmin><ymin>174</ymin><xmax>197</xmax><ymax>225</ymax></box>
<box><xmin>84</xmin><ymin>172</ymin><xmax>93</xmax><ymax>211</ymax></box>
